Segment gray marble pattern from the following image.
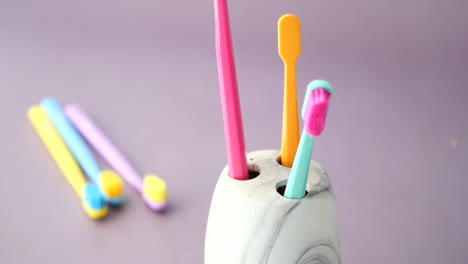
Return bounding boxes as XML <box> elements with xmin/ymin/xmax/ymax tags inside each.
<box><xmin>205</xmin><ymin>150</ymin><xmax>341</xmax><ymax>264</ymax></box>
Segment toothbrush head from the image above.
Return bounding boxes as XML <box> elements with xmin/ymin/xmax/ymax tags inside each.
<box><xmin>98</xmin><ymin>170</ymin><xmax>124</xmax><ymax>206</ymax></box>
<box><xmin>82</xmin><ymin>183</ymin><xmax>108</xmax><ymax>219</ymax></box>
<box><xmin>142</xmin><ymin>174</ymin><xmax>168</xmax><ymax>212</ymax></box>
<box><xmin>301</xmin><ymin>80</ymin><xmax>333</xmax><ymax>137</ymax></box>
<box><xmin>278</xmin><ymin>14</ymin><xmax>301</xmax><ymax>62</ymax></box>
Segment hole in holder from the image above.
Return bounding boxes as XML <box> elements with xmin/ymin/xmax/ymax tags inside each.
<box><xmin>249</xmin><ymin>170</ymin><xmax>260</xmax><ymax>179</ymax></box>
<box><xmin>275</xmin><ymin>155</ymin><xmax>283</xmax><ymax>165</ymax></box>
<box><xmin>275</xmin><ymin>155</ymin><xmax>292</xmax><ymax>169</ymax></box>
<box><xmin>276</xmin><ymin>179</ymin><xmax>308</xmax><ymax>198</ymax></box>
<box><xmin>228</xmin><ymin>165</ymin><xmax>260</xmax><ymax>180</ymax></box>
<box><xmin>248</xmin><ymin>164</ymin><xmax>260</xmax><ymax>180</ymax></box>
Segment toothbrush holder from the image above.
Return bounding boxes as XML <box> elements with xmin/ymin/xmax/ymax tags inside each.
<box><xmin>205</xmin><ymin>149</ymin><xmax>341</xmax><ymax>264</ymax></box>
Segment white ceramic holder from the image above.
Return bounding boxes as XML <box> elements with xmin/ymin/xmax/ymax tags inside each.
<box><xmin>205</xmin><ymin>149</ymin><xmax>341</xmax><ymax>264</ymax></box>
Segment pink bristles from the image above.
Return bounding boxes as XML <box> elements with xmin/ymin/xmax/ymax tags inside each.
<box><xmin>304</xmin><ymin>88</ymin><xmax>331</xmax><ymax>137</ymax></box>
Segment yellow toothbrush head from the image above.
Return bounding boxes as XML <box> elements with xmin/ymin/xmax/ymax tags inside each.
<box><xmin>98</xmin><ymin>170</ymin><xmax>124</xmax><ymax>206</ymax></box>
<box><xmin>83</xmin><ymin>202</ymin><xmax>108</xmax><ymax>219</ymax></box>
<box><xmin>142</xmin><ymin>174</ymin><xmax>168</xmax><ymax>212</ymax></box>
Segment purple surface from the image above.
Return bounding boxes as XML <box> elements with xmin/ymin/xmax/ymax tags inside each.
<box><xmin>1</xmin><ymin>0</ymin><xmax>468</xmax><ymax>263</ymax></box>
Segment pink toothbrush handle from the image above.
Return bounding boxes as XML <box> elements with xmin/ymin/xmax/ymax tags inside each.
<box><xmin>214</xmin><ymin>0</ymin><xmax>249</xmax><ymax>180</ymax></box>
<box><xmin>65</xmin><ymin>104</ymin><xmax>143</xmax><ymax>192</ymax></box>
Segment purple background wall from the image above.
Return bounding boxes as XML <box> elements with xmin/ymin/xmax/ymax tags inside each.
<box><xmin>1</xmin><ymin>0</ymin><xmax>467</xmax><ymax>263</ymax></box>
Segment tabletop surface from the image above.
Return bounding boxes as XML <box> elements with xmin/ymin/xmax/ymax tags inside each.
<box><xmin>1</xmin><ymin>0</ymin><xmax>467</xmax><ymax>263</ymax></box>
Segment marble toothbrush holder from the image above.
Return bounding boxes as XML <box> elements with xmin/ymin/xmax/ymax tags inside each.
<box><xmin>205</xmin><ymin>149</ymin><xmax>341</xmax><ymax>264</ymax></box>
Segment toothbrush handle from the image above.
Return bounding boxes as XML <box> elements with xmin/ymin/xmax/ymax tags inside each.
<box><xmin>28</xmin><ymin>106</ymin><xmax>86</xmax><ymax>198</ymax></box>
<box><xmin>41</xmin><ymin>98</ymin><xmax>102</xmax><ymax>183</ymax></box>
<box><xmin>281</xmin><ymin>62</ymin><xmax>300</xmax><ymax>167</ymax></box>
<box><xmin>65</xmin><ymin>105</ymin><xmax>143</xmax><ymax>191</ymax></box>
<box><xmin>214</xmin><ymin>0</ymin><xmax>249</xmax><ymax>180</ymax></box>
<box><xmin>284</xmin><ymin>131</ymin><xmax>315</xmax><ymax>199</ymax></box>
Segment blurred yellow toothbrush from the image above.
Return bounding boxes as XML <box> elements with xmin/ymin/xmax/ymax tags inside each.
<box><xmin>28</xmin><ymin>106</ymin><xmax>108</xmax><ymax>219</ymax></box>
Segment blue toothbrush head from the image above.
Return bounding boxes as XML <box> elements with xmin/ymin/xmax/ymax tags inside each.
<box><xmin>83</xmin><ymin>183</ymin><xmax>105</xmax><ymax>210</ymax></box>
<box><xmin>82</xmin><ymin>183</ymin><xmax>108</xmax><ymax>219</ymax></box>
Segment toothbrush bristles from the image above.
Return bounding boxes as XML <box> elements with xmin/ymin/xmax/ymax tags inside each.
<box><xmin>304</xmin><ymin>88</ymin><xmax>331</xmax><ymax>137</ymax></box>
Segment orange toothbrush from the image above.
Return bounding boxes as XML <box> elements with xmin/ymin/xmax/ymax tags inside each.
<box><xmin>278</xmin><ymin>14</ymin><xmax>301</xmax><ymax>167</ymax></box>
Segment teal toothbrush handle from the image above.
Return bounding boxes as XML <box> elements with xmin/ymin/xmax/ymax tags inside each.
<box><xmin>284</xmin><ymin>130</ymin><xmax>315</xmax><ymax>199</ymax></box>
<box><xmin>41</xmin><ymin>98</ymin><xmax>101</xmax><ymax>183</ymax></box>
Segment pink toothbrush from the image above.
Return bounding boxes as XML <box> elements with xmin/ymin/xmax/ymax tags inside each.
<box><xmin>214</xmin><ymin>0</ymin><xmax>249</xmax><ymax>180</ymax></box>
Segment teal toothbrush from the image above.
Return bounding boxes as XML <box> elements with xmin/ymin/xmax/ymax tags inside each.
<box><xmin>284</xmin><ymin>80</ymin><xmax>333</xmax><ymax>199</ymax></box>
